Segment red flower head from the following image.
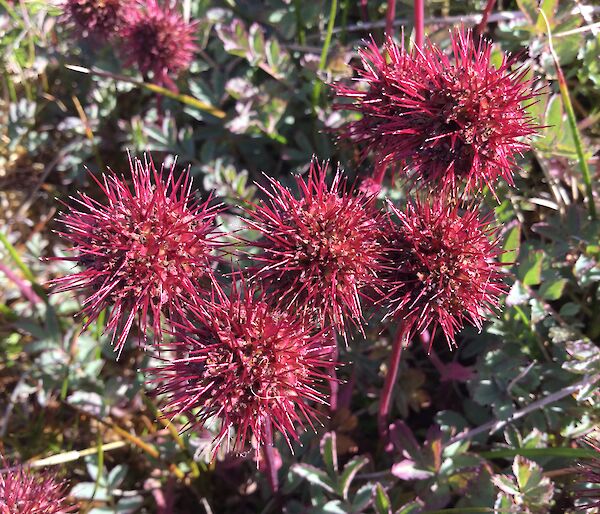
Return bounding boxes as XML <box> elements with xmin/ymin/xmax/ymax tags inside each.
<box><xmin>52</xmin><ymin>154</ymin><xmax>220</xmax><ymax>355</ymax></box>
<box><xmin>381</xmin><ymin>198</ymin><xmax>505</xmax><ymax>349</ymax></box>
<box><xmin>119</xmin><ymin>0</ymin><xmax>196</xmax><ymax>86</ymax></box>
<box><xmin>0</xmin><ymin>459</ymin><xmax>76</xmax><ymax>514</ymax></box>
<box><xmin>333</xmin><ymin>28</ymin><xmax>538</xmax><ymax>195</ymax></box>
<box><xmin>575</xmin><ymin>434</ymin><xmax>600</xmax><ymax>509</ymax></box>
<box><xmin>148</xmin><ymin>284</ymin><xmax>334</xmax><ymax>454</ymax></box>
<box><xmin>62</xmin><ymin>0</ymin><xmax>125</xmax><ymax>39</ymax></box>
<box><xmin>245</xmin><ymin>159</ymin><xmax>383</xmax><ymax>337</ymax></box>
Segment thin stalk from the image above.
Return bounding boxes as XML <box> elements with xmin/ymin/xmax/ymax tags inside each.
<box><xmin>0</xmin><ymin>232</ymin><xmax>48</xmax><ymax>303</ymax></box>
<box><xmin>540</xmin><ymin>10</ymin><xmax>596</xmax><ymax>219</ymax></box>
<box><xmin>340</xmin><ymin>0</ymin><xmax>350</xmax><ymax>44</ymax></box>
<box><xmin>311</xmin><ymin>0</ymin><xmax>338</xmax><ymax>109</ymax></box>
<box><xmin>263</xmin><ymin>419</ymin><xmax>279</xmax><ymax>492</ymax></box>
<box><xmin>329</xmin><ymin>332</ymin><xmax>339</xmax><ymax>411</ymax></box>
<box><xmin>141</xmin><ymin>392</ymin><xmax>202</xmax><ymax>478</ymax></box>
<box><xmin>414</xmin><ymin>0</ymin><xmax>424</xmax><ymax>49</ymax></box>
<box><xmin>385</xmin><ymin>0</ymin><xmax>396</xmax><ymax>38</ymax></box>
<box><xmin>0</xmin><ymin>261</ymin><xmax>41</xmax><ymax>305</ymax></box>
<box><xmin>378</xmin><ymin>328</ymin><xmax>406</xmax><ymax>438</ymax></box>
<box><xmin>293</xmin><ymin>0</ymin><xmax>306</xmax><ymax>45</ymax></box>
<box><xmin>72</xmin><ymin>95</ymin><xmax>104</xmax><ymax>172</ymax></box>
<box><xmin>359</xmin><ymin>0</ymin><xmax>368</xmax><ymax>22</ymax></box>
<box><xmin>475</xmin><ymin>0</ymin><xmax>497</xmax><ymax>37</ymax></box>
<box><xmin>446</xmin><ymin>373</ymin><xmax>600</xmax><ymax>447</ymax></box>
<box><xmin>65</xmin><ymin>65</ymin><xmax>226</xmax><ymax>119</ymax></box>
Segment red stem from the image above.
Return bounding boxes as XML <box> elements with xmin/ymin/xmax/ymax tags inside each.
<box><xmin>378</xmin><ymin>328</ymin><xmax>406</xmax><ymax>438</ymax></box>
<box><xmin>475</xmin><ymin>0</ymin><xmax>497</xmax><ymax>38</ymax></box>
<box><xmin>0</xmin><ymin>262</ymin><xmax>41</xmax><ymax>306</ymax></box>
<box><xmin>414</xmin><ymin>0</ymin><xmax>424</xmax><ymax>49</ymax></box>
<box><xmin>360</xmin><ymin>0</ymin><xmax>368</xmax><ymax>22</ymax></box>
<box><xmin>372</xmin><ymin>160</ymin><xmax>386</xmax><ymax>186</ymax></box>
<box><xmin>329</xmin><ymin>332</ymin><xmax>339</xmax><ymax>411</ymax></box>
<box><xmin>263</xmin><ymin>419</ymin><xmax>279</xmax><ymax>492</ymax></box>
<box><xmin>385</xmin><ymin>0</ymin><xmax>396</xmax><ymax>38</ymax></box>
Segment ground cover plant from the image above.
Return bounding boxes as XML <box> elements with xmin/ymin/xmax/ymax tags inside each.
<box><xmin>1</xmin><ymin>0</ymin><xmax>599</xmax><ymax>512</ymax></box>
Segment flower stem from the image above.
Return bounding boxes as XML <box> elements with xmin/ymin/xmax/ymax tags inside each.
<box><xmin>540</xmin><ymin>9</ymin><xmax>596</xmax><ymax>220</ymax></box>
<box><xmin>414</xmin><ymin>0</ymin><xmax>424</xmax><ymax>49</ymax></box>
<box><xmin>311</xmin><ymin>0</ymin><xmax>338</xmax><ymax>109</ymax></box>
<box><xmin>293</xmin><ymin>0</ymin><xmax>306</xmax><ymax>45</ymax></box>
<box><xmin>263</xmin><ymin>419</ymin><xmax>279</xmax><ymax>492</ymax></box>
<box><xmin>329</xmin><ymin>332</ymin><xmax>339</xmax><ymax>411</ymax></box>
<box><xmin>475</xmin><ymin>0</ymin><xmax>497</xmax><ymax>37</ymax></box>
<box><xmin>378</xmin><ymin>328</ymin><xmax>406</xmax><ymax>438</ymax></box>
<box><xmin>385</xmin><ymin>0</ymin><xmax>396</xmax><ymax>38</ymax></box>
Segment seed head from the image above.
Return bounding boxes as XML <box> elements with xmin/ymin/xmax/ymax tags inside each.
<box><xmin>381</xmin><ymin>198</ymin><xmax>505</xmax><ymax>348</ymax></box>
<box><xmin>62</xmin><ymin>0</ymin><xmax>125</xmax><ymax>39</ymax></box>
<box><xmin>148</xmin><ymin>285</ymin><xmax>333</xmax><ymax>453</ymax></box>
<box><xmin>334</xmin><ymin>29</ymin><xmax>538</xmax><ymax>195</ymax></box>
<box><xmin>52</xmin><ymin>154</ymin><xmax>220</xmax><ymax>355</ymax></box>
<box><xmin>245</xmin><ymin>159</ymin><xmax>383</xmax><ymax>337</ymax></box>
<box><xmin>0</xmin><ymin>459</ymin><xmax>76</xmax><ymax>514</ymax></box>
<box><xmin>119</xmin><ymin>0</ymin><xmax>196</xmax><ymax>85</ymax></box>
<box><xmin>574</xmin><ymin>434</ymin><xmax>600</xmax><ymax>510</ymax></box>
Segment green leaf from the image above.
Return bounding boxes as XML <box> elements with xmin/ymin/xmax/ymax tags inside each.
<box><xmin>290</xmin><ymin>463</ymin><xmax>336</xmax><ymax>494</ymax></box>
<box><xmin>501</xmin><ymin>225</ymin><xmax>521</xmax><ymax>264</ymax></box>
<box><xmin>506</xmin><ymin>280</ymin><xmax>530</xmax><ymax>306</ymax></box>
<box><xmin>351</xmin><ymin>483</ymin><xmax>374</xmax><ymax>511</ymax></box>
<box><xmin>395</xmin><ymin>501</ymin><xmax>426</xmax><ymax>514</ymax></box>
<box><xmin>544</xmin><ymin>94</ymin><xmax>563</xmax><ymax>133</ymax></box>
<box><xmin>338</xmin><ymin>456</ymin><xmax>369</xmax><ymax>500</ymax></box>
<box><xmin>539</xmin><ymin>279</ymin><xmax>567</xmax><ymax>300</ymax></box>
<box><xmin>491</xmin><ymin>475</ymin><xmax>520</xmax><ymax>496</ymax></box>
<box><xmin>520</xmin><ymin>251</ymin><xmax>544</xmax><ymax>286</ymax></box>
<box><xmin>535</xmin><ymin>0</ymin><xmax>558</xmax><ymax>32</ymax></box>
<box><xmin>374</xmin><ymin>483</ymin><xmax>391</xmax><ymax>514</ymax></box>
<box><xmin>516</xmin><ymin>0</ymin><xmax>538</xmax><ymax>25</ymax></box>
<box><xmin>320</xmin><ymin>432</ymin><xmax>338</xmax><ymax>477</ymax></box>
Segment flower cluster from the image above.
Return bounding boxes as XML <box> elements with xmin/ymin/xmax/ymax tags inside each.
<box><xmin>63</xmin><ymin>0</ymin><xmax>126</xmax><ymax>39</ymax></box>
<box><xmin>245</xmin><ymin>159</ymin><xmax>383</xmax><ymax>337</ymax></box>
<box><xmin>334</xmin><ymin>29</ymin><xmax>538</xmax><ymax>194</ymax></box>
<box><xmin>53</xmin><ymin>25</ymin><xmax>538</xmax><ymax>460</ymax></box>
<box><xmin>381</xmin><ymin>199</ymin><xmax>505</xmax><ymax>348</ymax></box>
<box><xmin>62</xmin><ymin>0</ymin><xmax>196</xmax><ymax>87</ymax></box>
<box><xmin>575</xmin><ymin>435</ymin><xmax>600</xmax><ymax>509</ymax></box>
<box><xmin>119</xmin><ymin>0</ymin><xmax>197</xmax><ymax>86</ymax></box>
<box><xmin>53</xmin><ymin>155</ymin><xmax>220</xmax><ymax>355</ymax></box>
<box><xmin>0</xmin><ymin>459</ymin><xmax>76</xmax><ymax>514</ymax></box>
<box><xmin>149</xmin><ymin>285</ymin><xmax>333</xmax><ymax>453</ymax></box>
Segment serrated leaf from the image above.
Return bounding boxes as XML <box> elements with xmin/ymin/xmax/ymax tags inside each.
<box><xmin>374</xmin><ymin>483</ymin><xmax>391</xmax><ymax>514</ymax></box>
<box><xmin>338</xmin><ymin>456</ymin><xmax>369</xmax><ymax>500</ymax></box>
<box><xmin>290</xmin><ymin>463</ymin><xmax>336</xmax><ymax>494</ymax></box>
<box><xmin>491</xmin><ymin>475</ymin><xmax>520</xmax><ymax>496</ymax></box>
<box><xmin>514</xmin><ymin>456</ymin><xmax>534</xmax><ymax>491</ymax></box>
